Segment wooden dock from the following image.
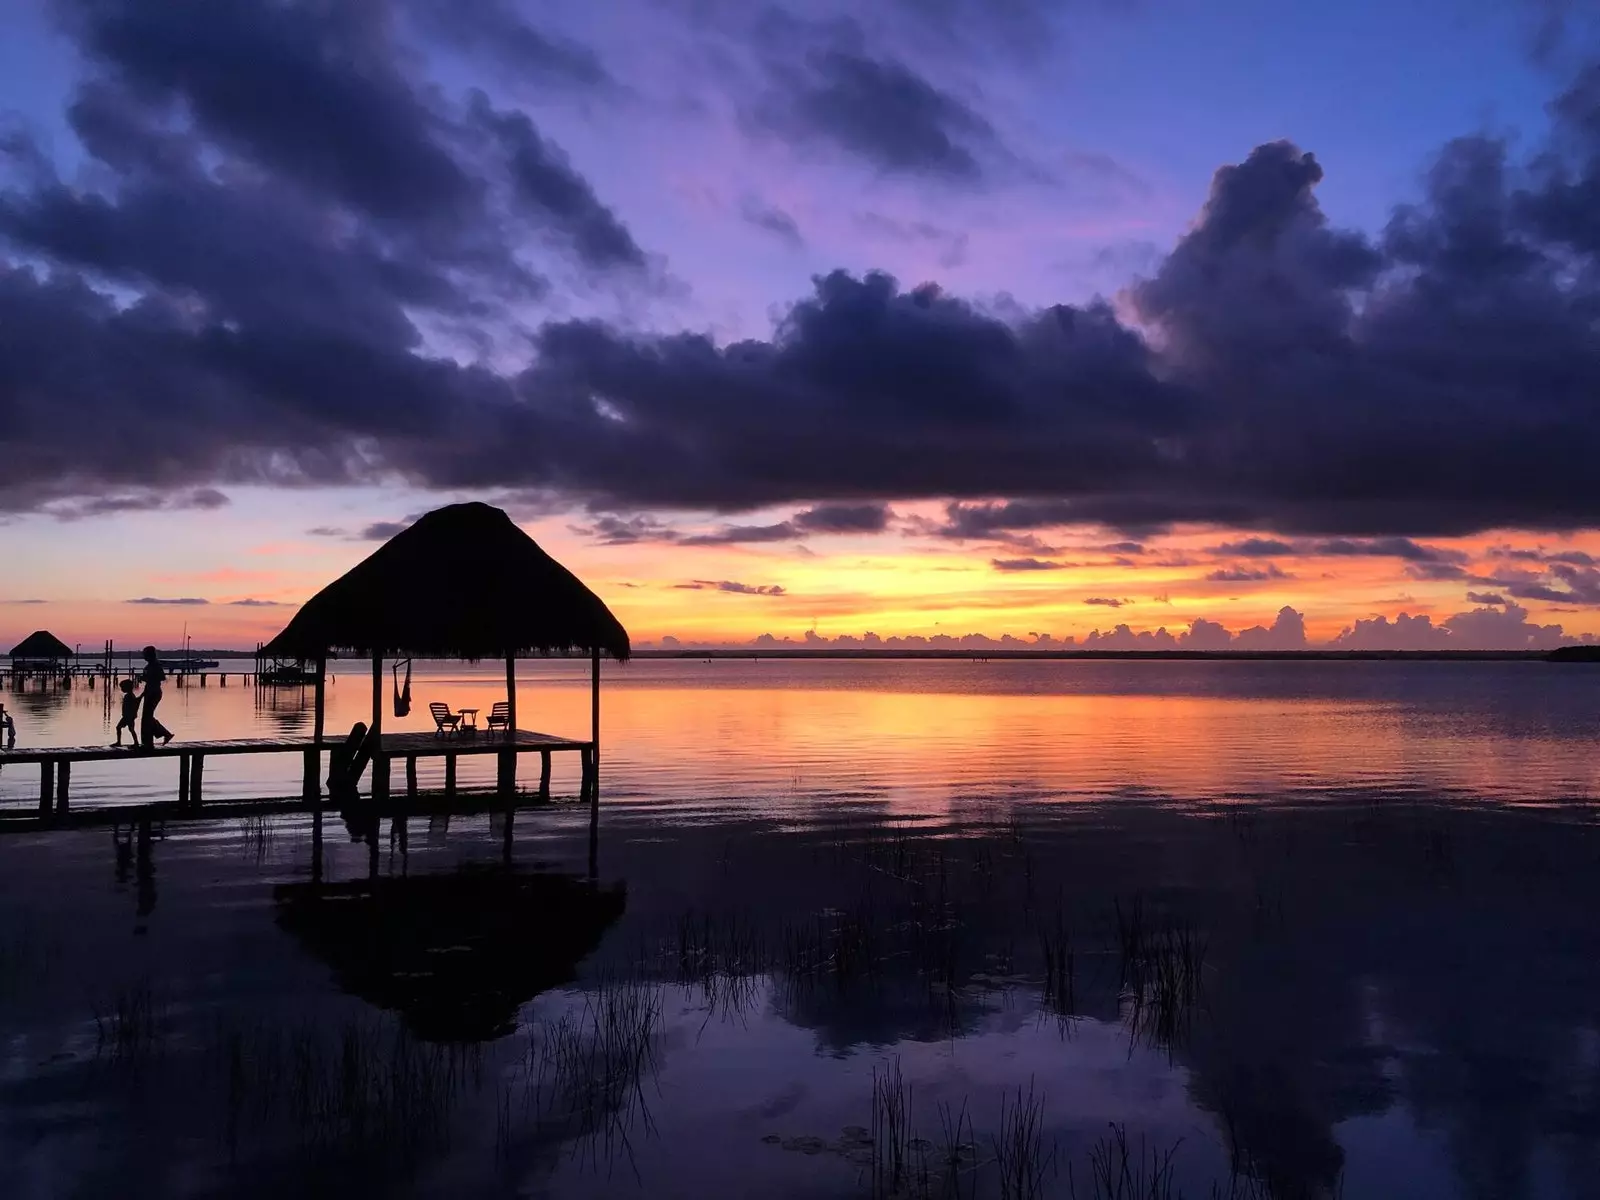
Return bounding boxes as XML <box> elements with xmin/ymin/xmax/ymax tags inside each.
<box><xmin>0</xmin><ymin>728</ymin><xmax>595</xmax><ymax>820</ymax></box>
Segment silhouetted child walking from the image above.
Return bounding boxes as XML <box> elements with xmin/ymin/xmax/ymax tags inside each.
<box><xmin>113</xmin><ymin>679</ymin><xmax>141</xmax><ymax>746</ymax></box>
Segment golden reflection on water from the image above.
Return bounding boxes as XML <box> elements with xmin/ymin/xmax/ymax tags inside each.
<box><xmin>2</xmin><ymin>659</ymin><xmax>1598</xmax><ymax>810</ymax></box>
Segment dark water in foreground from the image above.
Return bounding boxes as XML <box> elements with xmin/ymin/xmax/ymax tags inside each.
<box><xmin>2</xmin><ymin>659</ymin><xmax>1599</xmax><ymax>1198</ymax></box>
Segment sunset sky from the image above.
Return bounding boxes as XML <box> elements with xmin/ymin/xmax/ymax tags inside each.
<box><xmin>3</xmin><ymin>0</ymin><xmax>1600</xmax><ymax>650</ymax></box>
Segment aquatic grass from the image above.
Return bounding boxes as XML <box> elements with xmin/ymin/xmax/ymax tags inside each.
<box><xmin>936</xmin><ymin>1099</ymin><xmax>981</xmax><ymax>1200</ymax></box>
<box><xmin>1111</xmin><ymin>898</ymin><xmax>1208</xmax><ymax>1055</ymax></box>
<box><xmin>91</xmin><ymin>980</ymin><xmax>164</xmax><ymax>1062</ymax></box>
<box><xmin>669</xmin><ymin>909</ymin><xmax>768</xmax><ymax>1022</ymax></box>
<box><xmin>237</xmin><ymin>813</ymin><xmax>275</xmax><ymax>863</ymax></box>
<box><xmin>1039</xmin><ymin>913</ymin><xmax>1076</xmax><ymax>1016</ymax></box>
<box><xmin>992</xmin><ymin>1079</ymin><xmax>1056</xmax><ymax>1200</ymax></box>
<box><xmin>1069</xmin><ymin>1124</ymin><xmax>1180</xmax><ymax>1200</ymax></box>
<box><xmin>521</xmin><ymin>973</ymin><xmax>663</xmax><ymax>1174</ymax></box>
<box><xmin>869</xmin><ymin>1055</ymin><xmax>921</xmax><ymax>1198</ymax></box>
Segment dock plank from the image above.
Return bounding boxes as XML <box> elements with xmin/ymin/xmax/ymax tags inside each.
<box><xmin>0</xmin><ymin>729</ymin><xmax>590</xmax><ymax>765</ymax></box>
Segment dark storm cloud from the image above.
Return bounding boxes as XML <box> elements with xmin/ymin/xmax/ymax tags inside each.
<box><xmin>1209</xmin><ymin>538</ymin><xmax>1295</xmax><ymax>557</ymax></box>
<box><xmin>991</xmin><ymin>558</ymin><xmax>1068</xmax><ymax>571</ymax></box>
<box><xmin>757</xmin><ymin>48</ymin><xmax>998</xmax><ymax>179</ymax></box>
<box><xmin>793</xmin><ymin>502</ymin><xmax>892</xmax><ymax>533</ymax></box>
<box><xmin>43</xmin><ymin>488</ymin><xmax>229</xmax><ymax>520</ymax></box>
<box><xmin>52</xmin><ymin>0</ymin><xmax>474</xmax><ymax>223</ymax></box>
<box><xmin>1311</xmin><ymin>537</ymin><xmax>1466</xmax><ymax>564</ymax></box>
<box><xmin>579</xmin><ymin>514</ymin><xmax>681</xmax><ymax>545</ymax></box>
<box><xmin>680</xmin><ymin>522</ymin><xmax>798</xmax><ymax>545</ymax></box>
<box><xmin>1206</xmin><ymin>565</ymin><xmax>1288</xmax><ymax>583</ymax></box>
<box><xmin>7</xmin><ymin>0</ymin><xmax>641</xmax><ymax>338</ymax></box>
<box><xmin>740</xmin><ymin>196</ymin><xmax>804</xmax><ymax>247</ymax></box>
<box><xmin>674</xmin><ymin>580</ymin><xmax>786</xmax><ymax>596</ymax></box>
<box><xmin>471</xmin><ymin>94</ymin><xmax>646</xmax><ymax>271</ymax></box>
<box><xmin>402</xmin><ymin>0</ymin><xmax>613</xmax><ymax>91</ymax></box>
<box><xmin>360</xmin><ymin>521</ymin><xmax>411</xmax><ymax>541</ymax></box>
<box><xmin>1405</xmin><ymin>562</ymin><xmax>1470</xmax><ymax>582</ymax></box>
<box><xmin>1489</xmin><ymin>546</ymin><xmax>1597</xmax><ymax>566</ymax></box>
<box><xmin>6</xmin><ymin>15</ymin><xmax>1600</xmax><ymax>545</ymax></box>
<box><xmin>1506</xmin><ymin>564</ymin><xmax>1600</xmax><ymax>605</ymax></box>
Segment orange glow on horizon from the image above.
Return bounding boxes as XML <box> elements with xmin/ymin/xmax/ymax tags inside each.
<box><xmin>6</xmin><ymin>512</ymin><xmax>1597</xmax><ymax>651</ymax></box>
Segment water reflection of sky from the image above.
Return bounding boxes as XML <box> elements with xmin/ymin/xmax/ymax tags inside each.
<box><xmin>3</xmin><ymin>659</ymin><xmax>1599</xmax><ymax>810</ymax></box>
<box><xmin>2</xmin><ymin>661</ymin><xmax>1600</xmax><ymax>1196</ymax></box>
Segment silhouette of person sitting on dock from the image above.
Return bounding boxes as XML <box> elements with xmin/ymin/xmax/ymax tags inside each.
<box><xmin>139</xmin><ymin>646</ymin><xmax>174</xmax><ymax>749</ymax></box>
<box><xmin>113</xmin><ymin>679</ymin><xmax>141</xmax><ymax>746</ymax></box>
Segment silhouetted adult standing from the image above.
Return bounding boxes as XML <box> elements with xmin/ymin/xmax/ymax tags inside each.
<box><xmin>140</xmin><ymin>645</ymin><xmax>173</xmax><ymax>749</ymax></box>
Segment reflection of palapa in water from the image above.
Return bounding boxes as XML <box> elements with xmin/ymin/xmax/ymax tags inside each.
<box><xmin>275</xmin><ymin>867</ymin><xmax>625</xmax><ymax>1042</ymax></box>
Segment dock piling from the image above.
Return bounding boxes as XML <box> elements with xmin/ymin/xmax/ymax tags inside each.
<box><xmin>57</xmin><ymin>761</ymin><xmax>70</xmax><ymax>812</ymax></box>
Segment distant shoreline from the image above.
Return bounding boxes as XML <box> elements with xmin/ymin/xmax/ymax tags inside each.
<box><xmin>632</xmin><ymin>649</ymin><xmax>1558</xmax><ymax>662</ymax></box>
<box><xmin>7</xmin><ymin>648</ymin><xmax>1592</xmax><ymax>664</ymax></box>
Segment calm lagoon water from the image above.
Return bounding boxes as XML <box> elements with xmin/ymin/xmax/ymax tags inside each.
<box><xmin>2</xmin><ymin>658</ymin><xmax>1599</xmax><ymax>1198</ymax></box>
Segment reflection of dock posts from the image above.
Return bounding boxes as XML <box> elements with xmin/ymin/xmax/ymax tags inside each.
<box><xmin>588</xmin><ymin>646</ymin><xmax>600</xmax><ymax>875</ymax></box>
<box><xmin>301</xmin><ymin>749</ymin><xmax>319</xmax><ymax>801</ymax></box>
<box><xmin>497</xmin><ymin>652</ymin><xmax>518</xmax><ymax>798</ymax></box>
<box><xmin>399</xmin><ymin>754</ymin><xmax>417</xmax><ymax>855</ymax></box>
<box><xmin>303</xmin><ymin>654</ymin><xmax>326</xmax><ymax>804</ymax></box>
<box><xmin>311</xmin><ymin>804</ymin><xmax>324</xmax><ymax>885</ymax></box>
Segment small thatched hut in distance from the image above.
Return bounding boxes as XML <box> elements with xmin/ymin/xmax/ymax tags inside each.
<box><xmin>262</xmin><ymin>502</ymin><xmax>630</xmax><ymax>765</ymax></box>
<box><xmin>8</xmin><ymin>630</ymin><xmax>73</xmax><ymax>673</ymax></box>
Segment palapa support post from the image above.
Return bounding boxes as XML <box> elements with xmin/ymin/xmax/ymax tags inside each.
<box><xmin>539</xmin><ymin>749</ymin><xmax>551</xmax><ymax>801</ymax></box>
<box><xmin>312</xmin><ymin>655</ymin><xmax>326</xmax><ymax>746</ymax></box>
<box><xmin>369</xmin><ymin>651</ymin><xmax>384</xmax><ymax>829</ymax></box>
<box><xmin>497</xmin><ymin>653</ymin><xmax>517</xmax><ymax>797</ymax></box>
<box><xmin>405</xmin><ymin>755</ymin><xmax>418</xmax><ymax>798</ymax></box>
<box><xmin>589</xmin><ymin>646</ymin><xmax>601</xmax><ymax>842</ymax></box>
<box><xmin>56</xmin><ymin>761</ymin><xmax>70</xmax><ymax>813</ymax></box>
<box><xmin>191</xmin><ymin>754</ymin><xmax>205</xmax><ymax>807</ymax></box>
<box><xmin>444</xmin><ymin>753</ymin><xmax>457</xmax><ymax>798</ymax></box>
<box><xmin>178</xmin><ymin>754</ymin><xmax>191</xmax><ymax>806</ymax></box>
<box><xmin>370</xmin><ymin>652</ymin><xmax>383</xmax><ymax>745</ymax></box>
<box><xmin>37</xmin><ymin>762</ymin><xmax>53</xmax><ymax>816</ymax></box>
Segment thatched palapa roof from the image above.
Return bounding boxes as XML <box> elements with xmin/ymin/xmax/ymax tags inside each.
<box><xmin>8</xmin><ymin>630</ymin><xmax>73</xmax><ymax>660</ymax></box>
<box><xmin>263</xmin><ymin>502</ymin><xmax>630</xmax><ymax>660</ymax></box>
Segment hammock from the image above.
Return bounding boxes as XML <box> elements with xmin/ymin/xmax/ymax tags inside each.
<box><xmin>392</xmin><ymin>658</ymin><xmax>412</xmax><ymax>718</ymax></box>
